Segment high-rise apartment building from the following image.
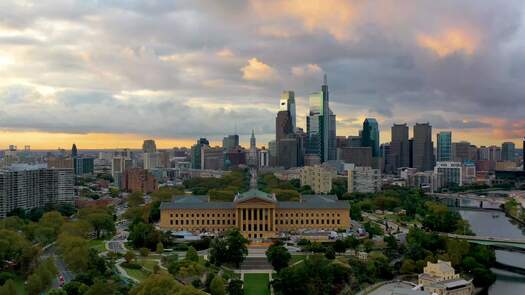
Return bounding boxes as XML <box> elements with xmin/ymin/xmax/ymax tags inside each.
<box><xmin>502</xmin><ymin>142</ymin><xmax>515</xmax><ymax>162</ymax></box>
<box><xmin>0</xmin><ymin>165</ymin><xmax>74</xmax><ymax>218</ymax></box>
<box><xmin>412</xmin><ymin>123</ymin><xmax>434</xmax><ymax>171</ymax></box>
<box><xmin>361</xmin><ymin>118</ymin><xmax>380</xmax><ymax>157</ymax></box>
<box><xmin>144</xmin><ymin>152</ymin><xmax>161</xmax><ymax>170</ymax></box>
<box><xmin>122</xmin><ymin>168</ymin><xmax>158</xmax><ymax>193</ymax></box>
<box><xmin>280</xmin><ymin>91</ymin><xmax>296</xmax><ymax>131</ymax></box>
<box><xmin>74</xmin><ymin>157</ymin><xmax>94</xmax><ymax>175</ymax></box>
<box><xmin>437</xmin><ymin>131</ymin><xmax>452</xmax><ymax>162</ymax></box>
<box><xmin>306</xmin><ymin>75</ymin><xmax>336</xmax><ymax>162</ymax></box>
<box><xmin>391</xmin><ymin>123</ymin><xmax>410</xmax><ymax>172</ymax></box>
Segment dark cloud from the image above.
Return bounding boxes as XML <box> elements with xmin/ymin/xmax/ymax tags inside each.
<box><xmin>0</xmin><ymin>0</ymin><xmax>524</xmax><ymax>144</ymax></box>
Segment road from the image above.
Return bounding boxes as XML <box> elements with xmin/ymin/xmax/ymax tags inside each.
<box><xmin>42</xmin><ymin>245</ymin><xmax>74</xmax><ymax>288</ymax></box>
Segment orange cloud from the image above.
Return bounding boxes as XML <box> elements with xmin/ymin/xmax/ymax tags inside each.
<box><xmin>251</xmin><ymin>0</ymin><xmax>357</xmax><ymax>41</ymax></box>
<box><xmin>240</xmin><ymin>58</ymin><xmax>277</xmax><ymax>81</ymax></box>
<box><xmin>417</xmin><ymin>29</ymin><xmax>477</xmax><ymax>57</ymax></box>
<box><xmin>291</xmin><ymin>64</ymin><xmax>322</xmax><ymax>77</ymax></box>
<box><xmin>216</xmin><ymin>48</ymin><xmax>234</xmax><ymax>58</ymax></box>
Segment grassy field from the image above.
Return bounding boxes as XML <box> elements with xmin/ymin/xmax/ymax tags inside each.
<box><xmin>88</xmin><ymin>239</ymin><xmax>107</xmax><ymax>252</ymax></box>
<box><xmin>136</xmin><ymin>259</ymin><xmax>159</xmax><ymax>272</ymax></box>
<box><xmin>290</xmin><ymin>254</ymin><xmax>306</xmax><ymax>265</ymax></box>
<box><xmin>243</xmin><ymin>273</ymin><xmax>270</xmax><ymax>295</ymax></box>
<box><xmin>121</xmin><ymin>266</ymin><xmax>151</xmax><ymax>282</ymax></box>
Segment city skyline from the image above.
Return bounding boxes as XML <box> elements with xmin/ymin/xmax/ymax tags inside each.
<box><xmin>1</xmin><ymin>1</ymin><xmax>525</xmax><ymax>148</ymax></box>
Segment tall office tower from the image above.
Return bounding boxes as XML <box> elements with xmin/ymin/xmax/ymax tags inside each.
<box><xmin>190</xmin><ymin>138</ymin><xmax>209</xmax><ymax>170</ymax></box>
<box><xmin>502</xmin><ymin>142</ymin><xmax>516</xmax><ymax>161</ymax></box>
<box><xmin>437</xmin><ymin>131</ymin><xmax>452</xmax><ymax>161</ymax></box>
<box><xmin>306</xmin><ymin>74</ymin><xmax>336</xmax><ymax>162</ymax></box>
<box><xmin>391</xmin><ymin>124</ymin><xmax>410</xmax><ymax>171</ymax></box>
<box><xmin>222</xmin><ymin>135</ymin><xmax>239</xmax><ymax>151</ymax></box>
<box><xmin>412</xmin><ymin>123</ymin><xmax>434</xmax><ymax>171</ymax></box>
<box><xmin>361</xmin><ymin>118</ymin><xmax>380</xmax><ymax>157</ymax></box>
<box><xmin>488</xmin><ymin>145</ymin><xmax>501</xmax><ymax>161</ymax></box>
<box><xmin>0</xmin><ymin>165</ymin><xmax>74</xmax><ymax>218</ymax></box>
<box><xmin>268</xmin><ymin>140</ymin><xmax>277</xmax><ymax>167</ymax></box>
<box><xmin>144</xmin><ymin>152</ymin><xmax>160</xmax><ymax>170</ymax></box>
<box><xmin>247</xmin><ymin>129</ymin><xmax>258</xmax><ymax>167</ymax></box>
<box><xmin>381</xmin><ymin>143</ymin><xmax>393</xmax><ymax>174</ymax></box>
<box><xmin>142</xmin><ymin>139</ymin><xmax>157</xmax><ymax>153</ymax></box>
<box><xmin>280</xmin><ymin>91</ymin><xmax>296</xmax><ymax>130</ymax></box>
<box><xmin>71</xmin><ymin>144</ymin><xmax>78</xmax><ymax>158</ymax></box>
<box><xmin>276</xmin><ymin>111</ymin><xmax>293</xmax><ymax>142</ymax></box>
<box><xmin>276</xmin><ymin>110</ymin><xmax>298</xmax><ymax>168</ymax></box>
<box><xmin>452</xmin><ymin>141</ymin><xmax>471</xmax><ymax>162</ymax></box>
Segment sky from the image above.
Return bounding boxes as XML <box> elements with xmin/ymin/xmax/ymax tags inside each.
<box><xmin>1</xmin><ymin>0</ymin><xmax>525</xmax><ymax>149</ymax></box>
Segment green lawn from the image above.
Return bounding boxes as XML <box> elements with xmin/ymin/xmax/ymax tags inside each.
<box><xmin>88</xmin><ymin>239</ymin><xmax>107</xmax><ymax>252</ymax></box>
<box><xmin>122</xmin><ymin>265</ymin><xmax>151</xmax><ymax>282</ymax></box>
<box><xmin>244</xmin><ymin>273</ymin><xmax>270</xmax><ymax>295</ymax></box>
<box><xmin>290</xmin><ymin>254</ymin><xmax>306</xmax><ymax>265</ymax></box>
<box><xmin>136</xmin><ymin>259</ymin><xmax>159</xmax><ymax>271</ymax></box>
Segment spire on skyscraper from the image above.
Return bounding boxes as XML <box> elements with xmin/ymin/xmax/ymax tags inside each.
<box><xmin>323</xmin><ymin>73</ymin><xmax>327</xmax><ymax>86</ymax></box>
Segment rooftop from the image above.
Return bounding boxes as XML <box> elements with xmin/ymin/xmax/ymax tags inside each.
<box><xmin>160</xmin><ymin>189</ymin><xmax>349</xmax><ymax>210</ymax></box>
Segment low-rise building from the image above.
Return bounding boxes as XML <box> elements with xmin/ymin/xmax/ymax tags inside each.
<box><xmin>347</xmin><ymin>164</ymin><xmax>381</xmax><ymax>193</ymax></box>
<box><xmin>159</xmin><ymin>189</ymin><xmax>350</xmax><ymax>239</ymax></box>
<box><xmin>418</xmin><ymin>260</ymin><xmax>473</xmax><ymax>295</ymax></box>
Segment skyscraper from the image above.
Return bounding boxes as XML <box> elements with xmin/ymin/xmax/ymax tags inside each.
<box><xmin>191</xmin><ymin>138</ymin><xmax>209</xmax><ymax>169</ymax></box>
<box><xmin>361</xmin><ymin>118</ymin><xmax>380</xmax><ymax>157</ymax></box>
<box><xmin>71</xmin><ymin>144</ymin><xmax>78</xmax><ymax>158</ymax></box>
<box><xmin>412</xmin><ymin>123</ymin><xmax>434</xmax><ymax>171</ymax></box>
<box><xmin>502</xmin><ymin>142</ymin><xmax>515</xmax><ymax>161</ymax></box>
<box><xmin>391</xmin><ymin>123</ymin><xmax>410</xmax><ymax>171</ymax></box>
<box><xmin>280</xmin><ymin>91</ymin><xmax>296</xmax><ymax>131</ymax></box>
<box><xmin>143</xmin><ymin>139</ymin><xmax>157</xmax><ymax>153</ymax></box>
<box><xmin>247</xmin><ymin>129</ymin><xmax>258</xmax><ymax>167</ymax></box>
<box><xmin>306</xmin><ymin>74</ymin><xmax>336</xmax><ymax>162</ymax></box>
<box><xmin>222</xmin><ymin>135</ymin><xmax>239</xmax><ymax>151</ymax></box>
<box><xmin>437</xmin><ymin>131</ymin><xmax>452</xmax><ymax>161</ymax></box>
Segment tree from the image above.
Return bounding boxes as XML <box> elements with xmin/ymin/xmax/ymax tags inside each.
<box><xmin>85</xmin><ymin>213</ymin><xmax>114</xmax><ymax>239</ymax></box>
<box><xmin>333</xmin><ymin>239</ymin><xmax>347</xmax><ymax>254</ymax></box>
<box><xmin>325</xmin><ymin>247</ymin><xmax>336</xmax><ymax>260</ymax></box>
<box><xmin>124</xmin><ymin>251</ymin><xmax>136</xmax><ymax>263</ymax></box>
<box><xmin>63</xmin><ymin>281</ymin><xmax>89</xmax><ymax>295</ymax></box>
<box><xmin>84</xmin><ymin>280</ymin><xmax>118</xmax><ymax>295</ymax></box>
<box><xmin>26</xmin><ymin>273</ymin><xmax>43</xmax><ymax>295</ymax></box>
<box><xmin>345</xmin><ymin>236</ymin><xmax>360</xmax><ymax>249</ymax></box>
<box><xmin>156</xmin><ymin>242</ymin><xmax>164</xmax><ymax>253</ymax></box>
<box><xmin>209</xmin><ymin>276</ymin><xmax>225</xmax><ymax>295</ymax></box>
<box><xmin>130</xmin><ymin>274</ymin><xmax>179</xmax><ymax>295</ymax></box>
<box><xmin>227</xmin><ymin>279</ymin><xmax>243</xmax><ymax>295</ymax></box>
<box><xmin>400</xmin><ymin>259</ymin><xmax>417</xmax><ymax>274</ymax></box>
<box><xmin>128</xmin><ymin>192</ymin><xmax>145</xmax><ymax>207</ymax></box>
<box><xmin>48</xmin><ymin>289</ymin><xmax>68</xmax><ymax>295</ymax></box>
<box><xmin>265</xmin><ymin>242</ymin><xmax>291</xmax><ymax>271</ymax></box>
<box><xmin>225</xmin><ymin>229</ymin><xmax>249</xmax><ymax>267</ymax></box>
<box><xmin>128</xmin><ymin>222</ymin><xmax>161</xmax><ymax>250</ymax></box>
<box><xmin>350</xmin><ymin>204</ymin><xmax>363</xmax><ymax>221</ymax></box>
<box><xmin>186</xmin><ymin>246</ymin><xmax>199</xmax><ymax>262</ymax></box>
<box><xmin>139</xmin><ymin>247</ymin><xmax>150</xmax><ymax>257</ymax></box>
<box><xmin>0</xmin><ymin>279</ymin><xmax>18</xmax><ymax>295</ymax></box>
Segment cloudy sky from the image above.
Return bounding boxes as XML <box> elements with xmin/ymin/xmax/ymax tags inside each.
<box><xmin>1</xmin><ymin>0</ymin><xmax>525</xmax><ymax>149</ymax></box>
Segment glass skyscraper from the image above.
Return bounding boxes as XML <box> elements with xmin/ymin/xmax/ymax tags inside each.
<box><xmin>437</xmin><ymin>131</ymin><xmax>452</xmax><ymax>161</ymax></box>
<box><xmin>361</xmin><ymin>118</ymin><xmax>380</xmax><ymax>157</ymax></box>
<box><xmin>280</xmin><ymin>91</ymin><xmax>296</xmax><ymax>131</ymax></box>
<box><xmin>306</xmin><ymin>75</ymin><xmax>336</xmax><ymax>162</ymax></box>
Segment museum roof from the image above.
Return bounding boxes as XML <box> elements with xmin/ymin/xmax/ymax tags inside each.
<box><xmin>160</xmin><ymin>189</ymin><xmax>349</xmax><ymax>210</ymax></box>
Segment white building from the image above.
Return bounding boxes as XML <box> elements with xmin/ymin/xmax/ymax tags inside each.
<box><xmin>347</xmin><ymin>164</ymin><xmax>382</xmax><ymax>193</ymax></box>
<box><xmin>144</xmin><ymin>152</ymin><xmax>161</xmax><ymax>170</ymax></box>
<box><xmin>434</xmin><ymin>161</ymin><xmax>462</xmax><ymax>187</ymax></box>
<box><xmin>259</xmin><ymin>148</ymin><xmax>269</xmax><ymax>167</ymax></box>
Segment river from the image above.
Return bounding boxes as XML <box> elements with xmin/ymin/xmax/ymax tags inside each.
<box><xmin>459</xmin><ymin>206</ymin><xmax>525</xmax><ymax>294</ymax></box>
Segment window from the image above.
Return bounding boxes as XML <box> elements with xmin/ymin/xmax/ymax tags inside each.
<box><xmin>175</xmin><ymin>220</ymin><xmax>178</xmax><ymax>225</ymax></box>
<box><xmin>170</xmin><ymin>220</ymin><xmax>173</xmax><ymax>225</ymax></box>
<box><xmin>170</xmin><ymin>213</ymin><xmax>173</xmax><ymax>218</ymax></box>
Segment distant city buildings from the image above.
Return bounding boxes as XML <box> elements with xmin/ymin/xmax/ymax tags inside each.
<box><xmin>280</xmin><ymin>90</ymin><xmax>296</xmax><ymax>131</ymax></box>
<box><xmin>361</xmin><ymin>118</ymin><xmax>380</xmax><ymax>157</ymax></box>
<box><xmin>191</xmin><ymin>138</ymin><xmax>210</xmax><ymax>169</ymax></box>
<box><xmin>306</xmin><ymin>75</ymin><xmax>336</xmax><ymax>162</ymax></box>
<box><xmin>434</xmin><ymin>161</ymin><xmax>462</xmax><ymax>187</ymax></box>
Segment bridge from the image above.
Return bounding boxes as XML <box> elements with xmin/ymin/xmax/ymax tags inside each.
<box><xmin>444</xmin><ymin>233</ymin><xmax>525</xmax><ymax>250</ymax></box>
<box><xmin>430</xmin><ymin>193</ymin><xmax>506</xmax><ymax>209</ymax></box>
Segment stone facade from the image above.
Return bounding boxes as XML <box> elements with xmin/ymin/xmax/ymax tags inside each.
<box><xmin>160</xmin><ymin>189</ymin><xmax>350</xmax><ymax>239</ymax></box>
